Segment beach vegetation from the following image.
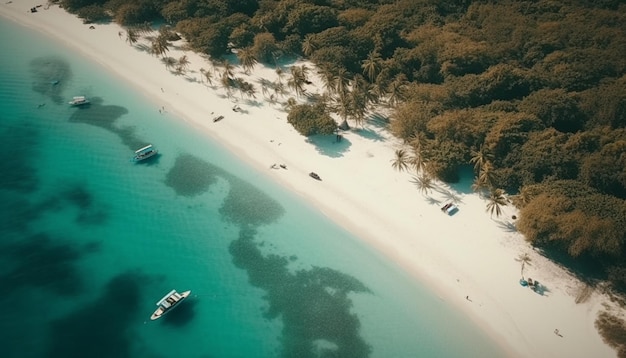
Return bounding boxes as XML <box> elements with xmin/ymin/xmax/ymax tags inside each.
<box><xmin>237</xmin><ymin>47</ymin><xmax>257</xmax><ymax>75</ymax></box>
<box><xmin>486</xmin><ymin>188</ymin><xmax>508</xmax><ymax>218</ymax></box>
<box><xmin>124</xmin><ymin>27</ymin><xmax>139</xmax><ymax>46</ymax></box>
<box><xmin>391</xmin><ymin>149</ymin><xmax>410</xmax><ymax>173</ymax></box>
<box><xmin>76</xmin><ymin>4</ymin><xmax>110</xmax><ymax>23</ymax></box>
<box><xmin>515</xmin><ymin>253</ymin><xmax>532</xmax><ymax>278</ymax></box>
<box><xmin>287</xmin><ymin>103</ymin><xmax>336</xmax><ymax>137</ymax></box>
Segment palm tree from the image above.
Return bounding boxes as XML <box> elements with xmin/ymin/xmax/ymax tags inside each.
<box><xmin>161</xmin><ymin>57</ymin><xmax>176</xmax><ymax>70</ymax></box>
<box><xmin>237</xmin><ymin>47</ymin><xmax>257</xmax><ymax>74</ymax></box>
<box><xmin>221</xmin><ymin>60</ymin><xmax>234</xmax><ymax>80</ymax></box>
<box><xmin>333</xmin><ymin>91</ymin><xmax>352</xmax><ymax>129</ymax></box>
<box><xmin>391</xmin><ymin>149</ymin><xmax>410</xmax><ymax>172</ymax></box>
<box><xmin>486</xmin><ymin>188</ymin><xmax>508</xmax><ymax>218</ymax></box>
<box><xmin>283</xmin><ymin>97</ymin><xmax>297</xmax><ymax>111</ymax></box>
<box><xmin>273</xmin><ymin>81</ymin><xmax>286</xmax><ymax>98</ymax></box>
<box><xmin>511</xmin><ymin>186</ymin><xmax>534</xmax><ymax>208</ymax></box>
<box><xmin>150</xmin><ymin>34</ymin><xmax>169</xmax><ymax>58</ymax></box>
<box><xmin>220</xmin><ymin>73</ymin><xmax>233</xmax><ymax>98</ymax></box>
<box><xmin>287</xmin><ymin>66</ymin><xmax>306</xmax><ymax>97</ymax></box>
<box><xmin>515</xmin><ymin>253</ymin><xmax>532</xmax><ymax>278</ymax></box>
<box><xmin>349</xmin><ymin>88</ymin><xmax>368</xmax><ymax>127</ymax></box>
<box><xmin>302</xmin><ymin>34</ymin><xmax>317</xmax><ymax>57</ymax></box>
<box><xmin>334</xmin><ymin>67</ymin><xmax>351</xmax><ymax>99</ymax></box>
<box><xmin>242</xmin><ymin>81</ymin><xmax>256</xmax><ymax>99</ymax></box>
<box><xmin>125</xmin><ymin>28</ymin><xmax>139</xmax><ymax>46</ymax></box>
<box><xmin>177</xmin><ymin>55</ymin><xmax>190</xmax><ymax>74</ymax></box>
<box><xmin>470</xmin><ymin>145</ymin><xmax>493</xmax><ymax>173</ymax></box>
<box><xmin>317</xmin><ymin>65</ymin><xmax>336</xmax><ymax>95</ymax></box>
<box><xmin>476</xmin><ymin>161</ymin><xmax>498</xmax><ymax>190</ymax></box>
<box><xmin>411</xmin><ymin>173</ymin><xmax>434</xmax><ymax>195</ymax></box>
<box><xmin>407</xmin><ymin>135</ymin><xmax>427</xmax><ymax>173</ymax></box>
<box><xmin>275</xmin><ymin>67</ymin><xmax>284</xmax><ymax>83</ymax></box>
<box><xmin>386</xmin><ymin>74</ymin><xmax>408</xmax><ymax>107</ymax></box>
<box><xmin>200</xmin><ymin>68</ymin><xmax>213</xmax><ymax>86</ymax></box>
<box><xmin>259</xmin><ymin>78</ymin><xmax>271</xmax><ymax>98</ymax></box>
<box><xmin>361</xmin><ymin>51</ymin><xmax>381</xmax><ymax>83</ymax></box>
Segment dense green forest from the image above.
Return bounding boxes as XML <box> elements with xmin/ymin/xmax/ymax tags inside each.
<box><xmin>57</xmin><ymin>0</ymin><xmax>626</xmax><ymax>295</ymax></box>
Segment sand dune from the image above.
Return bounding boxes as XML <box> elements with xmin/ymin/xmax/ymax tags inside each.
<box><xmin>1</xmin><ymin>2</ymin><xmax>620</xmax><ymax>357</ymax></box>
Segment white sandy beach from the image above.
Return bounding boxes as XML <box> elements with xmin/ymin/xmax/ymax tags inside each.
<box><xmin>1</xmin><ymin>2</ymin><xmax>621</xmax><ymax>357</ymax></box>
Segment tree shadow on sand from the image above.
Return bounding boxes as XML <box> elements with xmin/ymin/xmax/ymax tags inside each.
<box><xmin>496</xmin><ymin>220</ymin><xmax>518</xmax><ymax>232</ymax></box>
<box><xmin>351</xmin><ymin>127</ymin><xmax>385</xmax><ymax>142</ymax></box>
<box><xmin>306</xmin><ymin>134</ymin><xmax>350</xmax><ymax>158</ymax></box>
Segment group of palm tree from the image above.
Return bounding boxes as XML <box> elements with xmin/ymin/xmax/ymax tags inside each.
<box><xmin>391</xmin><ymin>135</ymin><xmax>434</xmax><ymax>196</ymax></box>
<box><xmin>391</xmin><ymin>139</ymin><xmax>509</xmax><ymax>217</ymax></box>
<box><xmin>469</xmin><ymin>146</ymin><xmax>509</xmax><ymax>217</ymax></box>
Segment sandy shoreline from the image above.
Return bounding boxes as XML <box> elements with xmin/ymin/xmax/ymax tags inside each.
<box><xmin>1</xmin><ymin>2</ymin><xmax>620</xmax><ymax>357</ymax></box>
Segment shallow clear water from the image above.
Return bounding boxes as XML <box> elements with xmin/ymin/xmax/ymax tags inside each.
<box><xmin>0</xmin><ymin>17</ymin><xmax>507</xmax><ymax>358</ymax></box>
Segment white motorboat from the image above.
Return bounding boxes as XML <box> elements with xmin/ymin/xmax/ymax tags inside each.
<box><xmin>133</xmin><ymin>144</ymin><xmax>158</xmax><ymax>162</ymax></box>
<box><xmin>150</xmin><ymin>289</ymin><xmax>191</xmax><ymax>320</ymax></box>
<box><xmin>68</xmin><ymin>96</ymin><xmax>90</xmax><ymax>106</ymax></box>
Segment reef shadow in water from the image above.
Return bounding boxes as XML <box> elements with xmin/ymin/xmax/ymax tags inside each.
<box><xmin>68</xmin><ymin>98</ymin><xmax>151</xmax><ymax>152</ymax></box>
<box><xmin>164</xmin><ymin>154</ymin><xmax>220</xmax><ymax>197</ymax></box>
<box><xmin>30</xmin><ymin>56</ymin><xmax>71</xmax><ymax>105</ymax></box>
<box><xmin>229</xmin><ymin>228</ymin><xmax>372</xmax><ymax>358</ymax></box>
<box><xmin>45</xmin><ymin>271</ymin><xmax>149</xmax><ymax>358</ymax></box>
<box><xmin>218</xmin><ymin>175</ymin><xmax>284</xmax><ymax>227</ymax></box>
<box><xmin>0</xmin><ymin>232</ymin><xmax>97</xmax><ymax>296</ymax></box>
<box><xmin>0</xmin><ymin>122</ymin><xmax>40</xmax><ymax>193</ymax></box>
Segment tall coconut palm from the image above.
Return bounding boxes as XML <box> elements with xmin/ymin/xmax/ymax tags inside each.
<box><xmin>162</xmin><ymin>57</ymin><xmax>177</xmax><ymax>71</ymax></box>
<box><xmin>234</xmin><ymin>79</ymin><xmax>256</xmax><ymax>99</ymax></box>
<box><xmin>302</xmin><ymin>34</ymin><xmax>317</xmax><ymax>57</ymax></box>
<box><xmin>391</xmin><ymin>149</ymin><xmax>410</xmax><ymax>172</ymax></box>
<box><xmin>317</xmin><ymin>65</ymin><xmax>336</xmax><ymax>95</ymax></box>
<box><xmin>275</xmin><ymin>67</ymin><xmax>284</xmax><ymax>83</ymax></box>
<box><xmin>220</xmin><ymin>73</ymin><xmax>233</xmax><ymax>98</ymax></box>
<box><xmin>386</xmin><ymin>74</ymin><xmax>408</xmax><ymax>107</ymax></box>
<box><xmin>287</xmin><ymin>66</ymin><xmax>306</xmax><ymax>97</ymax></box>
<box><xmin>470</xmin><ymin>145</ymin><xmax>494</xmax><ymax>173</ymax></box>
<box><xmin>259</xmin><ymin>78</ymin><xmax>271</xmax><ymax>98</ymax></box>
<box><xmin>411</xmin><ymin>173</ymin><xmax>434</xmax><ymax>195</ymax></box>
<box><xmin>200</xmin><ymin>68</ymin><xmax>213</xmax><ymax>85</ymax></box>
<box><xmin>486</xmin><ymin>188</ymin><xmax>508</xmax><ymax>218</ymax></box>
<box><xmin>349</xmin><ymin>88</ymin><xmax>368</xmax><ymax>127</ymax></box>
<box><xmin>237</xmin><ymin>47</ymin><xmax>257</xmax><ymax>75</ymax></box>
<box><xmin>243</xmin><ymin>81</ymin><xmax>256</xmax><ymax>99</ymax></box>
<box><xmin>511</xmin><ymin>186</ymin><xmax>534</xmax><ymax>208</ymax></box>
<box><xmin>177</xmin><ymin>55</ymin><xmax>190</xmax><ymax>74</ymax></box>
<box><xmin>333</xmin><ymin>91</ymin><xmax>352</xmax><ymax>129</ymax></box>
<box><xmin>361</xmin><ymin>51</ymin><xmax>381</xmax><ymax>83</ymax></box>
<box><xmin>334</xmin><ymin>67</ymin><xmax>351</xmax><ymax>99</ymax></box>
<box><xmin>476</xmin><ymin>161</ymin><xmax>498</xmax><ymax>190</ymax></box>
<box><xmin>221</xmin><ymin>60</ymin><xmax>234</xmax><ymax>80</ymax></box>
<box><xmin>515</xmin><ymin>253</ymin><xmax>532</xmax><ymax>278</ymax></box>
<box><xmin>125</xmin><ymin>28</ymin><xmax>139</xmax><ymax>46</ymax></box>
<box><xmin>273</xmin><ymin>81</ymin><xmax>286</xmax><ymax>98</ymax></box>
<box><xmin>150</xmin><ymin>34</ymin><xmax>169</xmax><ymax>58</ymax></box>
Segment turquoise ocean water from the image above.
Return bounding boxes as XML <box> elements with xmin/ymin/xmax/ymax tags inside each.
<box><xmin>0</xmin><ymin>17</ymin><xmax>507</xmax><ymax>358</ymax></box>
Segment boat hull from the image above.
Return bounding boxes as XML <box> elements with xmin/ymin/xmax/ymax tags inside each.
<box><xmin>150</xmin><ymin>290</ymin><xmax>191</xmax><ymax>320</ymax></box>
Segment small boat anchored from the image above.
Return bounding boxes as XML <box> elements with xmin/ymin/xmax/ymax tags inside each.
<box><xmin>150</xmin><ymin>289</ymin><xmax>191</xmax><ymax>320</ymax></box>
<box><xmin>133</xmin><ymin>144</ymin><xmax>158</xmax><ymax>162</ymax></box>
<box><xmin>68</xmin><ymin>96</ymin><xmax>90</xmax><ymax>106</ymax></box>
